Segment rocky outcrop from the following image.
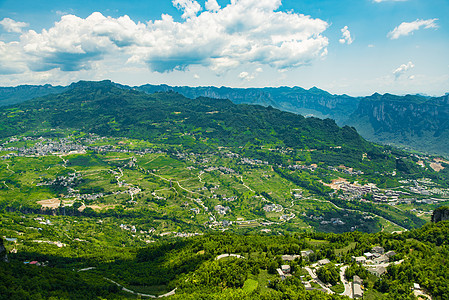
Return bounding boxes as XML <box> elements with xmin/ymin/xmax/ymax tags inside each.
<box><xmin>432</xmin><ymin>206</ymin><xmax>449</xmax><ymax>223</ymax></box>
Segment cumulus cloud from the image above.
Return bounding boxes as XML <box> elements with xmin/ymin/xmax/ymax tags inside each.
<box><xmin>388</xmin><ymin>19</ymin><xmax>438</xmax><ymax>39</ymax></box>
<box><xmin>205</xmin><ymin>0</ymin><xmax>220</xmax><ymax>12</ymax></box>
<box><xmin>172</xmin><ymin>0</ymin><xmax>202</xmax><ymax>19</ymax></box>
<box><xmin>339</xmin><ymin>26</ymin><xmax>353</xmax><ymax>44</ymax></box>
<box><xmin>239</xmin><ymin>71</ymin><xmax>252</xmax><ymax>80</ymax></box>
<box><xmin>0</xmin><ymin>18</ymin><xmax>29</xmax><ymax>33</ymax></box>
<box><xmin>393</xmin><ymin>61</ymin><xmax>414</xmax><ymax>79</ymax></box>
<box><xmin>238</xmin><ymin>67</ymin><xmax>263</xmax><ymax>81</ymax></box>
<box><xmin>0</xmin><ymin>0</ymin><xmax>329</xmax><ymax>75</ymax></box>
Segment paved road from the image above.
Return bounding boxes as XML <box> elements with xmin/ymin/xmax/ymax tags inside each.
<box><xmin>104</xmin><ymin>277</ymin><xmax>177</xmax><ymax>298</ymax></box>
<box><xmin>339</xmin><ymin>265</ymin><xmax>352</xmax><ymax>298</ymax></box>
<box><xmin>304</xmin><ymin>266</ymin><xmax>333</xmax><ymax>294</ymax></box>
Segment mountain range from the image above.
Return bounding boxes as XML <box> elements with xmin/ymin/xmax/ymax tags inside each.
<box><xmin>1</xmin><ymin>81</ymin><xmax>448</xmax><ymax>156</ymax></box>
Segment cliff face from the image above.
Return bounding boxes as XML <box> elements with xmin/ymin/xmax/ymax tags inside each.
<box><xmin>136</xmin><ymin>85</ymin><xmax>359</xmax><ymax>125</ymax></box>
<box><xmin>347</xmin><ymin>94</ymin><xmax>449</xmax><ymax>156</ymax></box>
<box><xmin>432</xmin><ymin>207</ymin><xmax>449</xmax><ymax>223</ymax></box>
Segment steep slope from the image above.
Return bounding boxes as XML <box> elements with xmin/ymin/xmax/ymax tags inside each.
<box><xmin>347</xmin><ymin>93</ymin><xmax>449</xmax><ymax>156</ymax></box>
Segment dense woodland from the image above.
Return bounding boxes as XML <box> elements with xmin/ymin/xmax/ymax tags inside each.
<box><xmin>1</xmin><ymin>219</ymin><xmax>449</xmax><ymax>299</ymax></box>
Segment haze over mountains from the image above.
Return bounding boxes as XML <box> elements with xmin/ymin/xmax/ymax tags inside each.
<box><xmin>1</xmin><ymin>81</ymin><xmax>448</xmax><ymax>156</ymax></box>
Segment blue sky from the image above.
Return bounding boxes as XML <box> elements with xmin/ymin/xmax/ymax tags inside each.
<box><xmin>0</xmin><ymin>0</ymin><xmax>448</xmax><ymax>96</ymax></box>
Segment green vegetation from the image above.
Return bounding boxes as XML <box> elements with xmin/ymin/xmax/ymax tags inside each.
<box><xmin>2</xmin><ymin>212</ymin><xmax>449</xmax><ymax>299</ymax></box>
<box><xmin>0</xmin><ymin>81</ymin><xmax>449</xmax><ymax>299</ymax></box>
<box><xmin>316</xmin><ymin>263</ymin><xmax>340</xmax><ymax>285</ymax></box>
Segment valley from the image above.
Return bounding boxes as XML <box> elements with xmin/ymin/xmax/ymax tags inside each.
<box><xmin>0</xmin><ymin>81</ymin><xmax>448</xmax><ymax>299</ymax></box>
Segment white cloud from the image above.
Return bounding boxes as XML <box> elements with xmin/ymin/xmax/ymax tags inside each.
<box><xmin>388</xmin><ymin>19</ymin><xmax>438</xmax><ymax>39</ymax></box>
<box><xmin>0</xmin><ymin>0</ymin><xmax>329</xmax><ymax>76</ymax></box>
<box><xmin>239</xmin><ymin>71</ymin><xmax>251</xmax><ymax>79</ymax></box>
<box><xmin>205</xmin><ymin>0</ymin><xmax>220</xmax><ymax>12</ymax></box>
<box><xmin>172</xmin><ymin>0</ymin><xmax>202</xmax><ymax>19</ymax></box>
<box><xmin>194</xmin><ymin>73</ymin><xmax>200</xmax><ymax>79</ymax></box>
<box><xmin>238</xmin><ymin>67</ymin><xmax>263</xmax><ymax>81</ymax></box>
<box><xmin>0</xmin><ymin>41</ymin><xmax>28</xmax><ymax>74</ymax></box>
<box><xmin>393</xmin><ymin>61</ymin><xmax>414</xmax><ymax>79</ymax></box>
<box><xmin>0</xmin><ymin>18</ymin><xmax>29</xmax><ymax>33</ymax></box>
<box><xmin>339</xmin><ymin>26</ymin><xmax>353</xmax><ymax>45</ymax></box>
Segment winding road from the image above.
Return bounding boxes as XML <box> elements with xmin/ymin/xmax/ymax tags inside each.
<box><xmin>104</xmin><ymin>277</ymin><xmax>177</xmax><ymax>298</ymax></box>
<box><xmin>304</xmin><ymin>266</ymin><xmax>333</xmax><ymax>294</ymax></box>
<box><xmin>339</xmin><ymin>265</ymin><xmax>352</xmax><ymax>298</ymax></box>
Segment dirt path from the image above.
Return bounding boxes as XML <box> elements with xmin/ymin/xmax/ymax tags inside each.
<box><xmin>104</xmin><ymin>277</ymin><xmax>177</xmax><ymax>298</ymax></box>
<box><xmin>5</xmin><ymin>162</ymin><xmax>14</xmax><ymax>174</ymax></box>
<box><xmin>238</xmin><ymin>175</ymin><xmax>255</xmax><ymax>193</ymax></box>
<box><xmin>149</xmin><ymin>172</ymin><xmax>200</xmax><ymax>195</ymax></box>
<box><xmin>198</xmin><ymin>171</ymin><xmax>204</xmax><ymax>183</ymax></box>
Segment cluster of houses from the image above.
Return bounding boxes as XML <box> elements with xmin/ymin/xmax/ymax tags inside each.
<box><xmin>0</xmin><ymin>137</ymin><xmax>85</xmax><ymax>159</ymax></box>
<box><xmin>0</xmin><ymin>134</ymin><xmax>167</xmax><ymax>161</ymax></box>
<box><xmin>263</xmin><ymin>203</ymin><xmax>283</xmax><ymax>213</ymax></box>
<box><xmin>120</xmin><ymin>224</ymin><xmax>156</xmax><ymax>236</ymax></box>
<box><xmin>32</xmin><ymin>240</ymin><xmax>66</xmax><ymax>248</ymax></box>
<box><xmin>276</xmin><ymin>264</ymin><xmax>292</xmax><ymax>280</ymax></box>
<box><xmin>327</xmin><ymin>165</ymin><xmax>364</xmax><ymax>176</ymax></box>
<box><xmin>305</xmin><ymin>214</ymin><xmax>346</xmax><ymax>226</ymax></box>
<box><xmin>280</xmin><ymin>213</ymin><xmax>295</xmax><ymax>221</ymax></box>
<box><xmin>240</xmin><ymin>157</ymin><xmax>269</xmax><ymax>165</ymax></box>
<box><xmin>214</xmin><ymin>204</ymin><xmax>230</xmax><ymax>215</ymax></box>
<box><xmin>281</xmin><ymin>249</ymin><xmax>314</xmax><ymax>262</ymax></box>
<box><xmin>352</xmin><ymin>246</ymin><xmax>396</xmax><ymax>277</ymax></box>
<box><xmin>36</xmin><ymin>172</ymin><xmax>80</xmax><ymax>188</ymax></box>
<box><xmin>23</xmin><ymin>260</ymin><xmax>48</xmax><ymax>266</ymax></box>
<box><xmin>288</xmin><ymin>164</ymin><xmax>318</xmax><ymax>172</ymax></box>
<box><xmin>332</xmin><ymin>181</ymin><xmax>377</xmax><ymax>201</ymax></box>
<box><xmin>320</xmin><ymin>218</ymin><xmax>345</xmax><ymax>226</ymax></box>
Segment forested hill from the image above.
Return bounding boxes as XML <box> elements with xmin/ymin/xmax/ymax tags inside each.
<box><xmin>1</xmin><ymin>80</ymin><xmax>447</xmax><ymax>156</ymax></box>
<box><xmin>0</xmin><ymin>80</ymin><xmax>382</xmax><ymax>161</ymax></box>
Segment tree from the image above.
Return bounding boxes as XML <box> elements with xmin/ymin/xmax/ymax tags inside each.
<box><xmin>317</xmin><ymin>263</ymin><xmax>340</xmax><ymax>286</ymax></box>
